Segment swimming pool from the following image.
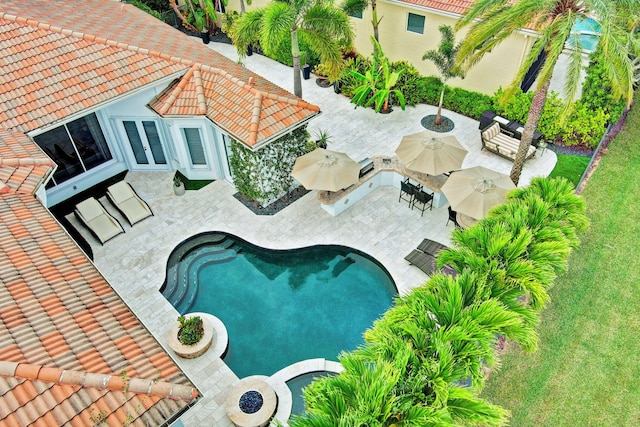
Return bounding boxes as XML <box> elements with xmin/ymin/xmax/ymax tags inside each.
<box><xmin>567</xmin><ymin>17</ymin><xmax>601</xmax><ymax>52</ymax></box>
<box><xmin>161</xmin><ymin>232</ymin><xmax>397</xmax><ymax>379</ymax></box>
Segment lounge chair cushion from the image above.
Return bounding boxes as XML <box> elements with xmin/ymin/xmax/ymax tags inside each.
<box><xmin>481</xmin><ymin>122</ymin><xmax>501</xmax><ymax>140</ymax></box>
<box><xmin>75</xmin><ymin>198</ymin><xmax>124</xmax><ymax>244</ymax></box>
<box><xmin>106</xmin><ymin>181</ymin><xmax>153</xmax><ymax>225</ymax></box>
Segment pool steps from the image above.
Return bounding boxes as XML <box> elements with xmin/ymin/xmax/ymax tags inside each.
<box><xmin>162</xmin><ymin>234</ymin><xmax>240</xmax><ymax>313</ymax></box>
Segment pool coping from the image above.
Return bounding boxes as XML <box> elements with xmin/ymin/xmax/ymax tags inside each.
<box><xmin>267</xmin><ymin>358</ymin><xmax>344</xmax><ymax>425</ymax></box>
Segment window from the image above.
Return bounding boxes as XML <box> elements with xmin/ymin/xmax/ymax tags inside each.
<box><xmin>407</xmin><ymin>13</ymin><xmax>425</xmax><ymax>34</ymax></box>
<box><xmin>348</xmin><ymin>9</ymin><xmax>363</xmax><ymax>19</ymax></box>
<box><xmin>34</xmin><ymin>113</ymin><xmax>112</xmax><ymax>187</ymax></box>
<box><xmin>182</xmin><ymin>128</ymin><xmax>207</xmax><ymax>165</ymax></box>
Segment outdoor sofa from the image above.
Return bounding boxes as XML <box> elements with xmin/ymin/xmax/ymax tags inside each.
<box><xmin>480</xmin><ymin>121</ymin><xmax>536</xmax><ymax>161</ymax></box>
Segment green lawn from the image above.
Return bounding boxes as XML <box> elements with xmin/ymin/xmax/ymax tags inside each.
<box><xmin>481</xmin><ymin>104</ymin><xmax>640</xmax><ymax>426</ymax></box>
<box><xmin>549</xmin><ymin>153</ymin><xmax>591</xmax><ymax>187</ymax></box>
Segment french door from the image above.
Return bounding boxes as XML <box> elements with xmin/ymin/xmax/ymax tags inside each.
<box><xmin>120</xmin><ymin>120</ymin><xmax>168</xmax><ymax>169</ymax></box>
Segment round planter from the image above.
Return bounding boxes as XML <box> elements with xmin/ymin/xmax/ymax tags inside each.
<box><xmin>173</xmin><ymin>182</ymin><xmax>186</xmax><ymax>196</ymax></box>
<box><xmin>167</xmin><ymin>314</ymin><xmax>214</xmax><ymax>359</ymax></box>
<box><xmin>226</xmin><ymin>377</ymin><xmax>277</xmax><ymax>427</ymax></box>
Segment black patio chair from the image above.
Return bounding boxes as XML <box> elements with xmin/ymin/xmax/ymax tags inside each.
<box><xmin>447</xmin><ymin>206</ymin><xmax>461</xmax><ymax>228</ymax></box>
<box><xmin>411</xmin><ymin>189</ymin><xmax>433</xmax><ymax>216</ymax></box>
<box><xmin>399</xmin><ymin>178</ymin><xmax>420</xmax><ymax>204</ymax></box>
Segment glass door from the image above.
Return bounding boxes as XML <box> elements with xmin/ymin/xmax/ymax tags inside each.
<box><xmin>120</xmin><ymin>120</ymin><xmax>168</xmax><ymax>168</ymax></box>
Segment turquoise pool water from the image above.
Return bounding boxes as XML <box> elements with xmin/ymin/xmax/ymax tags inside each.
<box><xmin>568</xmin><ymin>17</ymin><xmax>601</xmax><ymax>52</ymax></box>
<box><xmin>161</xmin><ymin>232</ymin><xmax>396</xmax><ymax>379</ymax></box>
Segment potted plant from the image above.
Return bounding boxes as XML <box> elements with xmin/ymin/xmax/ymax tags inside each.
<box><xmin>177</xmin><ymin>315</ymin><xmax>204</xmax><ymax>345</ymax></box>
<box><xmin>314</xmin><ymin>129</ymin><xmax>332</xmax><ymax>149</ymax></box>
<box><xmin>167</xmin><ymin>313</ymin><xmax>214</xmax><ymax>358</ymax></box>
<box><xmin>173</xmin><ymin>173</ymin><xmax>186</xmax><ymax>196</ymax></box>
<box><xmin>313</xmin><ymin>63</ymin><xmax>332</xmax><ymax>87</ymax></box>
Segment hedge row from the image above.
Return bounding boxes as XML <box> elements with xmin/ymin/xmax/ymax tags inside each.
<box><xmin>333</xmin><ymin>52</ymin><xmax>618</xmax><ymax>148</ymax></box>
<box><xmin>290</xmin><ymin>177</ymin><xmax>589</xmax><ymax>426</ymax></box>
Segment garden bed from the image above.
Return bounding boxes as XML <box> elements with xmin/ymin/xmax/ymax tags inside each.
<box><xmin>233</xmin><ymin>186</ymin><xmax>310</xmax><ymax>216</ymax></box>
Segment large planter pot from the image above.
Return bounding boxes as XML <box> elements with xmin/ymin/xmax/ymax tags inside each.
<box><xmin>174</xmin><ymin>181</ymin><xmax>186</xmax><ymax>196</ymax></box>
<box><xmin>167</xmin><ymin>314</ymin><xmax>214</xmax><ymax>359</ymax></box>
<box><xmin>302</xmin><ymin>64</ymin><xmax>311</xmax><ymax>80</ymax></box>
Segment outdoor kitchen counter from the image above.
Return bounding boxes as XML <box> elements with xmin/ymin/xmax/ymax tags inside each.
<box><xmin>317</xmin><ymin>156</ymin><xmax>447</xmax><ymax>204</ymax></box>
<box><xmin>317</xmin><ymin>156</ymin><xmax>448</xmax><ymax>209</ymax></box>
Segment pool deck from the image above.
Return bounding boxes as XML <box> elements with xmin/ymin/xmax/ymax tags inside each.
<box><xmin>84</xmin><ymin>39</ymin><xmax>557</xmax><ymax>426</ymax></box>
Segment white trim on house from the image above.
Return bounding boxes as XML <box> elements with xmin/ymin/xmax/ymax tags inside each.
<box><xmin>25</xmin><ymin>71</ymin><xmax>187</xmax><ymax>138</ymax></box>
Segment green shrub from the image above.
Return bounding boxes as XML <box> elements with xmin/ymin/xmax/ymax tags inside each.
<box><xmin>493</xmin><ymin>88</ymin><xmax>531</xmax><ymax>124</ymax></box>
<box><xmin>444</xmin><ymin>87</ymin><xmax>494</xmax><ymax>120</ymax></box>
<box><xmin>494</xmin><ymin>89</ymin><xmax>566</xmax><ymax>143</ymax></box>
<box><xmin>581</xmin><ymin>50</ymin><xmax>626</xmax><ymax>123</ymax></box>
<box><xmin>177</xmin><ymin>315</ymin><xmax>204</xmax><ymax>345</ymax></box>
<box><xmin>560</xmin><ymin>101</ymin><xmax>609</xmax><ymax>148</ymax></box>
<box><xmin>134</xmin><ymin>0</ymin><xmax>172</xmax><ymax>13</ymax></box>
<box><xmin>389</xmin><ymin>61</ymin><xmax>423</xmax><ymax>106</ymax></box>
<box><xmin>415</xmin><ymin>76</ymin><xmax>442</xmax><ymax>105</ymax></box>
<box><xmin>262</xmin><ymin>34</ymin><xmax>320</xmax><ymax>69</ymax></box>
<box><xmin>338</xmin><ymin>55</ymin><xmax>371</xmax><ymax>98</ymax></box>
<box><xmin>125</xmin><ymin>0</ymin><xmax>162</xmax><ymax>19</ymax></box>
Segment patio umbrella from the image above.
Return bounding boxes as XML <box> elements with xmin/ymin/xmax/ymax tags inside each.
<box><xmin>395</xmin><ymin>130</ymin><xmax>468</xmax><ymax>176</ymax></box>
<box><xmin>291</xmin><ymin>148</ymin><xmax>360</xmax><ymax>192</ymax></box>
<box><xmin>441</xmin><ymin>166</ymin><xmax>516</xmax><ymax>219</ymax></box>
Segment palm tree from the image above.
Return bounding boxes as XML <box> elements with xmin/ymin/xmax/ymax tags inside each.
<box><xmin>229</xmin><ymin>0</ymin><xmax>354</xmax><ymax>98</ymax></box>
<box><xmin>341</xmin><ymin>0</ymin><xmax>382</xmax><ymax>42</ymax></box>
<box><xmin>455</xmin><ymin>0</ymin><xmax>639</xmax><ymax>185</ymax></box>
<box><xmin>422</xmin><ymin>25</ymin><xmax>464</xmax><ymax>126</ymax></box>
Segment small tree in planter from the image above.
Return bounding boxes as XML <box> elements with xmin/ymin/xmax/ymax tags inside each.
<box><xmin>177</xmin><ymin>315</ymin><xmax>204</xmax><ymax>345</ymax></box>
<box><xmin>422</xmin><ymin>25</ymin><xmax>464</xmax><ymax>126</ymax></box>
<box><xmin>350</xmin><ymin>37</ymin><xmax>405</xmax><ymax>113</ymax></box>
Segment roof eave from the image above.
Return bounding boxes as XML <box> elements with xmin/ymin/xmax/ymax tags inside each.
<box><xmin>250</xmin><ymin>111</ymin><xmax>322</xmax><ymax>151</ymax></box>
<box><xmin>25</xmin><ymin>70</ymin><xmax>189</xmax><ymax>137</ymax></box>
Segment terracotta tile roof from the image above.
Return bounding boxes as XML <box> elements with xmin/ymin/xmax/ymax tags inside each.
<box><xmin>0</xmin><ymin>189</ymin><xmax>198</xmax><ymax>426</ymax></box>
<box><xmin>0</xmin><ymin>0</ymin><xmax>320</xmax><ymax>147</ymax></box>
<box><xmin>0</xmin><ymin>16</ymin><xmax>186</xmax><ymax>134</ymax></box>
<box><xmin>149</xmin><ymin>67</ymin><xmax>320</xmax><ymax>148</ymax></box>
<box><xmin>0</xmin><ymin>129</ymin><xmax>54</xmax><ymax>195</ymax></box>
<box><xmin>397</xmin><ymin>0</ymin><xmax>473</xmax><ymax>15</ymax></box>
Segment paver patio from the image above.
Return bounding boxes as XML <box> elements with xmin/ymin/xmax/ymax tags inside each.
<box><xmin>83</xmin><ymin>39</ymin><xmax>557</xmax><ymax>426</ymax></box>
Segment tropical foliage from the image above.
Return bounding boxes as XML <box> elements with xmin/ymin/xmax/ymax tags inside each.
<box><xmin>455</xmin><ymin>0</ymin><xmax>640</xmax><ymax>185</ymax></box>
<box><xmin>290</xmin><ymin>177</ymin><xmax>588</xmax><ymax>426</ymax></box>
<box><xmin>229</xmin><ymin>0</ymin><xmax>354</xmax><ymax>98</ymax></box>
<box><xmin>350</xmin><ymin>37</ymin><xmax>406</xmax><ymax>113</ymax></box>
<box><xmin>169</xmin><ymin>0</ymin><xmax>227</xmax><ymax>33</ymax></box>
<box><xmin>229</xmin><ymin>127</ymin><xmax>309</xmax><ymax>206</ymax></box>
<box><xmin>422</xmin><ymin>25</ymin><xmax>464</xmax><ymax>125</ymax></box>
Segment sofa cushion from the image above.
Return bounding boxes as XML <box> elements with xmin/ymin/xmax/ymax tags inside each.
<box><xmin>482</xmin><ymin>122</ymin><xmax>501</xmax><ymax>140</ymax></box>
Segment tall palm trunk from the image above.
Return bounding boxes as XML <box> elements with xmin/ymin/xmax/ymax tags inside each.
<box><xmin>510</xmin><ymin>78</ymin><xmax>550</xmax><ymax>185</ymax></box>
<box><xmin>291</xmin><ymin>28</ymin><xmax>303</xmax><ymax>98</ymax></box>
<box><xmin>371</xmin><ymin>0</ymin><xmax>380</xmax><ymax>42</ymax></box>
<box><xmin>240</xmin><ymin>0</ymin><xmax>246</xmax><ymax>13</ymax></box>
<box><xmin>435</xmin><ymin>84</ymin><xmax>445</xmax><ymax>125</ymax></box>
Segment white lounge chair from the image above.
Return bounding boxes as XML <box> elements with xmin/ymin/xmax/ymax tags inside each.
<box><xmin>106</xmin><ymin>181</ymin><xmax>153</xmax><ymax>226</ymax></box>
<box><xmin>74</xmin><ymin>197</ymin><xmax>124</xmax><ymax>244</ymax></box>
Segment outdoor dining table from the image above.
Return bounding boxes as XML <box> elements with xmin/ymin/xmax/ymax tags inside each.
<box><xmin>457</xmin><ymin>212</ymin><xmax>478</xmax><ymax>229</ymax></box>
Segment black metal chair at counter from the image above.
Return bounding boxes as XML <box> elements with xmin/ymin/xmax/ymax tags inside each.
<box><xmin>399</xmin><ymin>178</ymin><xmax>421</xmax><ymax>205</ymax></box>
